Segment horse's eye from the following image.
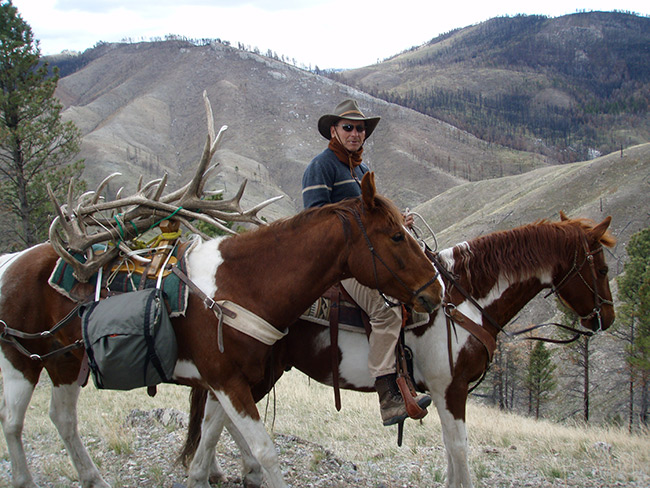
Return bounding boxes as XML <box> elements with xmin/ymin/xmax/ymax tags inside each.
<box><xmin>599</xmin><ymin>267</ymin><xmax>609</xmax><ymax>276</ymax></box>
<box><xmin>392</xmin><ymin>232</ymin><xmax>404</xmax><ymax>243</ymax></box>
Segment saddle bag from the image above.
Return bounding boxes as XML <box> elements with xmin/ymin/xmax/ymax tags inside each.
<box><xmin>81</xmin><ymin>288</ymin><xmax>178</xmax><ymax>390</ymax></box>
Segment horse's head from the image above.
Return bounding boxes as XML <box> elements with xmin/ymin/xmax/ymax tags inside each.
<box><xmin>344</xmin><ymin>173</ymin><xmax>443</xmax><ymax>313</ymax></box>
<box><xmin>553</xmin><ymin>212</ymin><xmax>616</xmax><ymax>331</ymax></box>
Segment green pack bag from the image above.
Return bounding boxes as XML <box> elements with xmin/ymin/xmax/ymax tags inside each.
<box><xmin>81</xmin><ymin>288</ymin><xmax>178</xmax><ymax>390</ymax></box>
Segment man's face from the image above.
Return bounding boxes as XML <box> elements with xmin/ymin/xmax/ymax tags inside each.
<box><xmin>330</xmin><ymin>118</ymin><xmax>366</xmax><ymax>152</ymax></box>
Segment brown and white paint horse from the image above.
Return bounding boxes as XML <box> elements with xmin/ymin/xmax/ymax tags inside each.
<box><xmin>0</xmin><ymin>172</ymin><xmax>443</xmax><ymax>488</ymax></box>
<box><xmin>183</xmin><ymin>213</ymin><xmax>615</xmax><ymax>488</ymax></box>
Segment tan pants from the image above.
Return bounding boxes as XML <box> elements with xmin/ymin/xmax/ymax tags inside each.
<box><xmin>340</xmin><ymin>278</ymin><xmax>402</xmax><ymax>378</ymax></box>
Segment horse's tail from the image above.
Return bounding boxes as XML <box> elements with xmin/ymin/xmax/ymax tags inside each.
<box><xmin>177</xmin><ymin>386</ymin><xmax>208</xmax><ymax>468</ymax></box>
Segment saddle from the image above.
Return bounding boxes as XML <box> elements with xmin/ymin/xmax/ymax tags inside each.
<box><xmin>303</xmin><ymin>284</ymin><xmax>428</xmax><ymax>420</ymax></box>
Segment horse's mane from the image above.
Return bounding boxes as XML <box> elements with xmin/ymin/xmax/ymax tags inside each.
<box><xmin>444</xmin><ymin>217</ymin><xmax>615</xmax><ymax>295</ymax></box>
<box><xmin>226</xmin><ymin>193</ymin><xmax>404</xmax><ymax>244</ymax></box>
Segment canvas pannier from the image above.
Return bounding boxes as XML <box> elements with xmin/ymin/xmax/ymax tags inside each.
<box><xmin>81</xmin><ymin>288</ymin><xmax>177</xmax><ymax>390</ymax></box>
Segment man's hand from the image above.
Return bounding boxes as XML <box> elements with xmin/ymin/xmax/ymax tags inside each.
<box><xmin>403</xmin><ymin>208</ymin><xmax>414</xmax><ymax>228</ymax></box>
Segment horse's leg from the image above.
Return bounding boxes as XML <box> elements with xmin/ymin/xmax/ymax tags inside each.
<box><xmin>431</xmin><ymin>388</ymin><xmax>473</xmax><ymax>488</ymax></box>
<box><xmin>224</xmin><ymin>415</ymin><xmax>263</xmax><ymax>488</ymax></box>
<box><xmin>187</xmin><ymin>394</ymin><xmax>264</xmax><ymax>488</ymax></box>
<box><xmin>49</xmin><ymin>383</ymin><xmax>110</xmax><ymax>488</ymax></box>
<box><xmin>0</xmin><ymin>357</ymin><xmax>40</xmax><ymax>488</ymax></box>
<box><xmin>212</xmin><ymin>388</ymin><xmax>287</xmax><ymax>488</ymax></box>
<box><xmin>186</xmin><ymin>394</ymin><xmax>227</xmax><ymax>488</ymax></box>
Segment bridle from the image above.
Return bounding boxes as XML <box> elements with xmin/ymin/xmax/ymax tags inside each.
<box><xmin>352</xmin><ymin>210</ymin><xmax>440</xmax><ymax>308</ymax></box>
<box><xmin>544</xmin><ymin>235</ymin><xmax>613</xmax><ymax>333</ymax></box>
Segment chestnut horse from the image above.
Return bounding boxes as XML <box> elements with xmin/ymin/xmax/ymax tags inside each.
<box><xmin>182</xmin><ymin>213</ymin><xmax>615</xmax><ymax>488</ymax></box>
<box><xmin>0</xmin><ymin>172</ymin><xmax>442</xmax><ymax>488</ymax></box>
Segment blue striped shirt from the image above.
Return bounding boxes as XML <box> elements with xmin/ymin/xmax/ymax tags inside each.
<box><xmin>301</xmin><ymin>148</ymin><xmax>369</xmax><ymax>208</ymax></box>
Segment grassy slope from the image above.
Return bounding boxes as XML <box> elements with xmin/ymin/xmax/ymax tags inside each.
<box><xmin>1</xmin><ymin>369</ymin><xmax>648</xmax><ymax>487</ymax></box>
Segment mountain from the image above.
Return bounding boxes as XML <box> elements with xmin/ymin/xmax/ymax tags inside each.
<box><xmin>336</xmin><ymin>12</ymin><xmax>650</xmax><ymax>163</ymax></box>
<box><xmin>415</xmin><ymin>143</ymin><xmax>650</xmax><ymax>263</ymax></box>
<box><xmin>47</xmin><ymin>12</ymin><xmax>649</xmax><ymax>268</ymax></box>
<box><xmin>51</xmin><ymin>40</ymin><xmax>549</xmax><ymax>221</ymax></box>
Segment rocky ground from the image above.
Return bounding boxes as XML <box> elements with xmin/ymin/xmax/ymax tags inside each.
<box><xmin>1</xmin><ymin>407</ymin><xmax>647</xmax><ymax>488</ymax></box>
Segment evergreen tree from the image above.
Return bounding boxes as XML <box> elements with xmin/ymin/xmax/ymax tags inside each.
<box><xmin>556</xmin><ymin>300</ymin><xmax>593</xmax><ymax>423</ymax></box>
<box><xmin>616</xmin><ymin>227</ymin><xmax>650</xmax><ymax>431</ymax></box>
<box><xmin>525</xmin><ymin>341</ymin><xmax>556</xmax><ymax>419</ymax></box>
<box><xmin>0</xmin><ymin>1</ymin><xmax>84</xmax><ymax>249</ymax></box>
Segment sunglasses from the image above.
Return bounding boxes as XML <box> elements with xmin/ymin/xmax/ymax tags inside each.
<box><xmin>338</xmin><ymin>123</ymin><xmax>366</xmax><ymax>133</ymax></box>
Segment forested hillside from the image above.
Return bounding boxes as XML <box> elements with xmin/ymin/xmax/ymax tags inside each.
<box><xmin>337</xmin><ymin>12</ymin><xmax>650</xmax><ymax>163</ymax></box>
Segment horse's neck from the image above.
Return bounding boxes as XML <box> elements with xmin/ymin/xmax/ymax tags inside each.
<box><xmin>214</xmin><ymin>215</ymin><xmax>350</xmax><ymax>328</ymax></box>
<box><xmin>442</xmin><ymin>241</ymin><xmax>551</xmax><ymax>331</ymax></box>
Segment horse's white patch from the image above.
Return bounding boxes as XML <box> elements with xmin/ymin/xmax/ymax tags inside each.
<box><xmin>210</xmin><ymin>388</ymin><xmax>279</xmax><ymax>468</ymax></box>
<box><xmin>437</xmin><ymin>243</ymin><xmax>465</xmax><ymax>271</ymax></box>
<box><xmin>456</xmin><ymin>275</ymin><xmax>511</xmax><ymax>324</ymax></box>
<box><xmin>172</xmin><ymin>359</ymin><xmax>202</xmax><ymax>381</ymax></box>
<box><xmin>0</xmin><ymin>351</ymin><xmax>35</xmax><ymax>416</ymax></box>
<box><xmin>336</xmin><ymin>330</ymin><xmax>374</xmax><ymax>388</ymax></box>
<box><xmin>186</xmin><ymin>237</ymin><xmax>227</xmax><ymax>302</ymax></box>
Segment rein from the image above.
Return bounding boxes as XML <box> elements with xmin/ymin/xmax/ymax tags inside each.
<box><xmin>511</xmin><ymin>321</ymin><xmax>594</xmax><ymax>344</ymax></box>
<box><xmin>352</xmin><ymin>210</ymin><xmax>439</xmax><ymax>308</ymax></box>
<box><xmin>427</xmin><ymin>248</ymin><xmax>505</xmax><ymax>336</ymax></box>
<box><xmin>544</xmin><ymin>237</ymin><xmax>612</xmax><ymax>333</ymax></box>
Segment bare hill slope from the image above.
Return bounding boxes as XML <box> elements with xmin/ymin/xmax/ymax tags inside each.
<box><xmin>416</xmin><ymin>143</ymin><xmax>650</xmax><ymax>273</ymax></box>
<box><xmin>54</xmin><ymin>40</ymin><xmax>549</xmax><ymax>219</ymax></box>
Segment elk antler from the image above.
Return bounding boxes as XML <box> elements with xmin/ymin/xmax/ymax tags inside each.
<box><xmin>48</xmin><ymin>90</ymin><xmax>282</xmax><ymax>282</ymax></box>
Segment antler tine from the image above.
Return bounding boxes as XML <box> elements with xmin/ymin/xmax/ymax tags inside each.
<box><xmin>215</xmin><ymin>195</ymin><xmax>285</xmax><ymax>226</ymax></box>
<box><xmin>136</xmin><ymin>175</ymin><xmax>144</xmax><ymax>192</ymax></box>
<box><xmin>184</xmin><ymin>135</ymin><xmax>216</xmax><ymax>200</ymax></box>
<box><xmin>181</xmin><ymin>95</ymin><xmax>227</xmax><ymax>205</ymax></box>
<box><xmin>139</xmin><ymin>177</ymin><xmax>165</xmax><ymax>196</ymax></box>
<box><xmin>203</xmin><ymin>90</ymin><xmax>215</xmax><ymax>144</ymax></box>
<box><xmin>174</xmin><ymin>214</ymin><xmax>237</xmax><ymax>238</ymax></box>
<box><xmin>209</xmin><ymin>180</ymin><xmax>248</xmax><ymax>213</ymax></box>
<box><xmin>151</xmin><ymin>173</ymin><xmax>168</xmax><ymax>201</ymax></box>
<box><xmin>66</xmin><ymin>178</ymin><xmax>75</xmax><ymax>218</ymax></box>
<box><xmin>197</xmin><ymin>164</ymin><xmax>220</xmax><ymax>196</ymax></box>
<box><xmin>47</xmin><ymin>187</ymin><xmax>73</xmax><ymax>237</ymax></box>
<box><xmin>90</xmin><ymin>173</ymin><xmax>122</xmax><ymax>205</ymax></box>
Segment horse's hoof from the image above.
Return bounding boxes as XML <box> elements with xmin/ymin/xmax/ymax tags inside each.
<box><xmin>208</xmin><ymin>472</ymin><xmax>226</xmax><ymax>484</ymax></box>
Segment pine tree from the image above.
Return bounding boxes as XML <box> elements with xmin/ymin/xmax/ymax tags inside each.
<box><xmin>556</xmin><ymin>300</ymin><xmax>592</xmax><ymax>423</ymax></box>
<box><xmin>525</xmin><ymin>341</ymin><xmax>556</xmax><ymax>419</ymax></box>
<box><xmin>0</xmin><ymin>1</ymin><xmax>84</xmax><ymax>249</ymax></box>
<box><xmin>616</xmin><ymin>227</ymin><xmax>650</xmax><ymax>431</ymax></box>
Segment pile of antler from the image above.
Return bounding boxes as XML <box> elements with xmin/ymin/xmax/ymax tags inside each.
<box><xmin>48</xmin><ymin>91</ymin><xmax>282</xmax><ymax>282</ymax></box>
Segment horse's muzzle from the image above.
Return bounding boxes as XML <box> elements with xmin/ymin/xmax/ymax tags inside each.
<box><xmin>415</xmin><ymin>293</ymin><xmax>442</xmax><ymax>314</ymax></box>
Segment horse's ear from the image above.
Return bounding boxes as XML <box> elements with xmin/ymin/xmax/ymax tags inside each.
<box><xmin>559</xmin><ymin>211</ymin><xmax>569</xmax><ymax>221</ymax></box>
<box><xmin>591</xmin><ymin>216</ymin><xmax>613</xmax><ymax>245</ymax></box>
<box><xmin>361</xmin><ymin>172</ymin><xmax>377</xmax><ymax>210</ymax></box>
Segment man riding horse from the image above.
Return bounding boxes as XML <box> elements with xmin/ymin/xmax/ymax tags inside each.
<box><xmin>301</xmin><ymin>99</ymin><xmax>432</xmax><ymax>426</ymax></box>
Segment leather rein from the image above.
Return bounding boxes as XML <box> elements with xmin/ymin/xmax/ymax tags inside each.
<box><xmin>543</xmin><ymin>236</ymin><xmax>613</xmax><ymax>333</ymax></box>
<box><xmin>352</xmin><ymin>210</ymin><xmax>440</xmax><ymax>308</ymax></box>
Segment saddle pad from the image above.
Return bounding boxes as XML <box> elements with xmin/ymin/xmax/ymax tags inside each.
<box><xmin>301</xmin><ymin>293</ymin><xmax>430</xmax><ymax>331</ymax></box>
<box><xmin>48</xmin><ymin>245</ymin><xmax>190</xmax><ymax>317</ymax></box>
<box><xmin>302</xmin><ymin>295</ymin><xmax>366</xmax><ymax>328</ymax></box>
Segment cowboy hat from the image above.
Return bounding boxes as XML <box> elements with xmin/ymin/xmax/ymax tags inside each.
<box><xmin>317</xmin><ymin>99</ymin><xmax>380</xmax><ymax>140</ymax></box>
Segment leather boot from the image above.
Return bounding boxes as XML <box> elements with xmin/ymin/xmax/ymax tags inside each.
<box><xmin>375</xmin><ymin>373</ymin><xmax>432</xmax><ymax>426</ymax></box>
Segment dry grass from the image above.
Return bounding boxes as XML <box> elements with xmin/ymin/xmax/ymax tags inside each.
<box><xmin>269</xmin><ymin>370</ymin><xmax>650</xmax><ymax>486</ymax></box>
<box><xmin>1</xmin><ymin>369</ymin><xmax>649</xmax><ymax>487</ymax></box>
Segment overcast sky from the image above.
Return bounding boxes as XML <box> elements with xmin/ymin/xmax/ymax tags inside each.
<box><xmin>11</xmin><ymin>0</ymin><xmax>650</xmax><ymax>70</ymax></box>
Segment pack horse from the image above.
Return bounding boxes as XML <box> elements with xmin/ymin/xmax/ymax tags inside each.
<box><xmin>0</xmin><ymin>94</ymin><xmax>443</xmax><ymax>488</ymax></box>
<box><xmin>182</xmin><ymin>213</ymin><xmax>616</xmax><ymax>488</ymax></box>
